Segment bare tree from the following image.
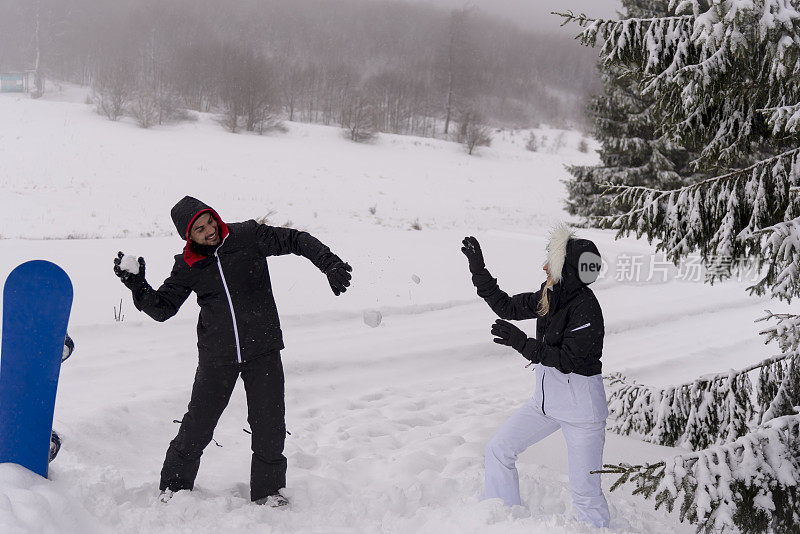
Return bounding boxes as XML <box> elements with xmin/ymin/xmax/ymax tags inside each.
<box><xmin>215</xmin><ymin>44</ymin><xmax>279</xmax><ymax>134</ymax></box>
<box><xmin>129</xmin><ymin>28</ymin><xmax>170</xmax><ymax>128</ymax></box>
<box><xmin>129</xmin><ymin>90</ymin><xmax>159</xmax><ymax>128</ymax></box>
<box><xmin>244</xmin><ymin>59</ymin><xmax>279</xmax><ymax>134</ymax></box>
<box><xmin>342</xmin><ymin>89</ymin><xmax>376</xmax><ymax>143</ymax></box>
<box><xmin>28</xmin><ymin>0</ymin><xmax>68</xmax><ymax>98</ymax></box>
<box><xmin>321</xmin><ymin>62</ymin><xmax>356</xmax><ymax>126</ymax></box>
<box><xmin>170</xmin><ymin>40</ymin><xmax>221</xmax><ymax>112</ymax></box>
<box><xmin>93</xmin><ymin>54</ymin><xmax>134</xmax><ymax>121</ymax></box>
<box><xmin>364</xmin><ymin>71</ymin><xmax>431</xmax><ymax>135</ymax></box>
<box><xmin>32</xmin><ymin>0</ymin><xmax>44</xmax><ymax>97</ymax></box>
<box><xmin>277</xmin><ymin>60</ymin><xmax>306</xmax><ymax>122</ymax></box>
<box><xmin>525</xmin><ymin>131</ymin><xmax>540</xmax><ymax>152</ymax></box>
<box><xmin>459</xmin><ymin>109</ymin><xmax>492</xmax><ymax>155</ymax></box>
<box><xmin>218</xmin><ymin>103</ymin><xmax>240</xmax><ymax>133</ymax></box>
<box><xmin>442</xmin><ymin>9</ymin><xmax>468</xmax><ymax>135</ymax></box>
<box><xmin>439</xmin><ymin>9</ymin><xmax>484</xmax><ymax>136</ymax></box>
<box><xmin>548</xmin><ymin>132</ymin><xmax>566</xmax><ymax>153</ymax></box>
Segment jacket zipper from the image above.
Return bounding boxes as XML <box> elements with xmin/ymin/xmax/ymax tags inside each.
<box><xmin>567</xmin><ymin>376</ymin><xmax>577</xmax><ymax>404</ymax></box>
<box><xmin>215</xmin><ymin>250</ymin><xmax>242</xmax><ymax>364</ymax></box>
<box><xmin>541</xmin><ymin>311</ymin><xmax>553</xmax><ymax>416</ymax></box>
<box><xmin>541</xmin><ymin>369</ymin><xmax>546</xmax><ymax>415</ymax></box>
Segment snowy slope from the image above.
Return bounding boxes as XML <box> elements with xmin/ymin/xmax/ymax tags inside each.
<box><xmin>0</xmin><ymin>88</ymin><xmax>585</xmax><ymax>240</ymax></box>
<box><xmin>0</xmin><ymin>87</ymin><xmax>774</xmax><ymax>533</ymax></box>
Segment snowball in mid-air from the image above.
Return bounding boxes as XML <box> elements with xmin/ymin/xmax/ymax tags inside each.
<box><xmin>118</xmin><ymin>253</ymin><xmax>140</xmax><ymax>275</ymax></box>
<box><xmin>411</xmin><ymin>274</ymin><xmax>421</xmax><ymax>284</ymax></box>
<box><xmin>363</xmin><ymin>310</ymin><xmax>382</xmax><ymax>328</ymax></box>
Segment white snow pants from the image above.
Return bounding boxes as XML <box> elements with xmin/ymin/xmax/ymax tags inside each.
<box><xmin>484</xmin><ymin>398</ymin><xmax>610</xmax><ymax>528</ymax></box>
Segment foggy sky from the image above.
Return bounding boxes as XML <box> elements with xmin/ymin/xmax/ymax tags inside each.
<box><xmin>386</xmin><ymin>0</ymin><xmax>623</xmax><ymax>33</ymax></box>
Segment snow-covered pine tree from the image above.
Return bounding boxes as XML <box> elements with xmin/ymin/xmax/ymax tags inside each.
<box><xmin>600</xmin><ymin>414</ymin><xmax>800</xmax><ymax>533</ymax></box>
<box><xmin>565</xmin><ymin>0</ymin><xmax>701</xmax><ymax>218</ymax></box>
<box><xmin>557</xmin><ymin>1</ymin><xmax>800</xmax><ymax>531</ymax></box>
<box><xmin>606</xmin><ymin>310</ymin><xmax>800</xmax><ymax>451</ymax></box>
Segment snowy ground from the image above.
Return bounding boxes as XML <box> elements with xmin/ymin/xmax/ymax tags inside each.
<box><xmin>0</xmin><ymin>86</ymin><xmax>776</xmax><ymax>533</ymax></box>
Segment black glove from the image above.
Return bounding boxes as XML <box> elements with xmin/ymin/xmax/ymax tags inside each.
<box><xmin>461</xmin><ymin>236</ymin><xmax>485</xmax><ymax>273</ymax></box>
<box><xmin>113</xmin><ymin>251</ymin><xmax>147</xmax><ymax>291</ymax></box>
<box><xmin>491</xmin><ymin>319</ymin><xmax>528</xmax><ymax>353</ymax></box>
<box><xmin>325</xmin><ymin>260</ymin><xmax>352</xmax><ymax>296</ymax></box>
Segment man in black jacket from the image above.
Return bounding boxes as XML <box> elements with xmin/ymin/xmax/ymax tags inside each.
<box><xmin>113</xmin><ymin>196</ymin><xmax>352</xmax><ymax>506</ymax></box>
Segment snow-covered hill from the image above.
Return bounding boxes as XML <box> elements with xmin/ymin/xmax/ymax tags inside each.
<box><xmin>0</xmin><ymin>87</ymin><xmax>773</xmax><ymax>533</ymax></box>
<box><xmin>0</xmin><ymin>86</ymin><xmax>589</xmax><ymax>240</ymax></box>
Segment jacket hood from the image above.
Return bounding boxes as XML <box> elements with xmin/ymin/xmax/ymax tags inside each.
<box><xmin>170</xmin><ymin>196</ymin><xmax>229</xmax><ymax>266</ymax></box>
<box><xmin>545</xmin><ymin>223</ymin><xmax>573</xmax><ymax>284</ymax></box>
<box><xmin>546</xmin><ymin>223</ymin><xmax>602</xmax><ymax>292</ymax></box>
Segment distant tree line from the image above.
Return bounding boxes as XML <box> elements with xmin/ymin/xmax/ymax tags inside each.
<box><xmin>0</xmin><ymin>0</ymin><xmax>601</xmax><ymax>136</ymax></box>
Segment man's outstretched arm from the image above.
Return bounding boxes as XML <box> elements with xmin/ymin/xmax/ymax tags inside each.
<box><xmin>114</xmin><ymin>252</ymin><xmax>192</xmax><ymax>321</ymax></box>
<box><xmin>252</xmin><ymin>222</ymin><xmax>352</xmax><ymax>295</ymax></box>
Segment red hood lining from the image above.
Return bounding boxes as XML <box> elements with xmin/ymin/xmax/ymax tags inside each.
<box><xmin>183</xmin><ymin>209</ymin><xmax>229</xmax><ymax>267</ymax></box>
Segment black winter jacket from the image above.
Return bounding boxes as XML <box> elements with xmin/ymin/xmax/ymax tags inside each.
<box><xmin>472</xmin><ymin>238</ymin><xmax>604</xmax><ymax>376</ymax></box>
<box><xmin>131</xmin><ymin>196</ymin><xmax>339</xmax><ymax>367</ymax></box>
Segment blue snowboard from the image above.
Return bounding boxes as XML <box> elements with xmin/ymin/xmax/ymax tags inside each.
<box><xmin>0</xmin><ymin>261</ymin><xmax>72</xmax><ymax>478</ymax></box>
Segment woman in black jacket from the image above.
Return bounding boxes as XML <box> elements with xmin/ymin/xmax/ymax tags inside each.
<box><xmin>462</xmin><ymin>224</ymin><xmax>610</xmax><ymax>528</ymax></box>
<box><xmin>113</xmin><ymin>196</ymin><xmax>352</xmax><ymax>507</ymax></box>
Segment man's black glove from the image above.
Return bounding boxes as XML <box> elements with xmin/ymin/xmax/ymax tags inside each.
<box><xmin>324</xmin><ymin>260</ymin><xmax>352</xmax><ymax>296</ymax></box>
<box><xmin>113</xmin><ymin>251</ymin><xmax>147</xmax><ymax>291</ymax></box>
<box><xmin>461</xmin><ymin>236</ymin><xmax>485</xmax><ymax>273</ymax></box>
<box><xmin>491</xmin><ymin>319</ymin><xmax>528</xmax><ymax>353</ymax></box>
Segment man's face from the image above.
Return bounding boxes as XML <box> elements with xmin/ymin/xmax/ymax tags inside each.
<box><xmin>190</xmin><ymin>212</ymin><xmax>220</xmax><ymax>246</ymax></box>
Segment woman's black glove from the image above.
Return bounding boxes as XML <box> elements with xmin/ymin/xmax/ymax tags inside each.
<box><xmin>325</xmin><ymin>260</ymin><xmax>352</xmax><ymax>296</ymax></box>
<box><xmin>113</xmin><ymin>251</ymin><xmax>147</xmax><ymax>290</ymax></box>
<box><xmin>491</xmin><ymin>319</ymin><xmax>528</xmax><ymax>353</ymax></box>
<box><xmin>461</xmin><ymin>236</ymin><xmax>485</xmax><ymax>273</ymax></box>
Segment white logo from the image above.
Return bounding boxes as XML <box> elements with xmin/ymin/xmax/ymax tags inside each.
<box><xmin>578</xmin><ymin>252</ymin><xmax>602</xmax><ymax>284</ymax></box>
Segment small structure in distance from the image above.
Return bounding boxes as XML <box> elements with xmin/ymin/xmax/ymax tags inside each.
<box><xmin>1</xmin><ymin>72</ymin><xmax>29</xmax><ymax>93</ymax></box>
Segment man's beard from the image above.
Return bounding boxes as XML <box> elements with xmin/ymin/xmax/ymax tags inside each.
<box><xmin>191</xmin><ymin>240</ymin><xmax>220</xmax><ymax>258</ymax></box>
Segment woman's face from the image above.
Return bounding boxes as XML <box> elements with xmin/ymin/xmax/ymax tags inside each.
<box><xmin>543</xmin><ymin>262</ymin><xmax>552</xmax><ymax>283</ymax></box>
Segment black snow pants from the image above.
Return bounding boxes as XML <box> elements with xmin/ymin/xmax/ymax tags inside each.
<box><xmin>159</xmin><ymin>352</ymin><xmax>286</xmax><ymax>501</ymax></box>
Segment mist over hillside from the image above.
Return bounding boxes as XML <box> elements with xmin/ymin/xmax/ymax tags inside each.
<box><xmin>0</xmin><ymin>0</ymin><xmax>601</xmax><ymax>131</ymax></box>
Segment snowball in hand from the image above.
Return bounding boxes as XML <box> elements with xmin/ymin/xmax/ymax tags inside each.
<box><xmin>118</xmin><ymin>253</ymin><xmax>140</xmax><ymax>275</ymax></box>
<box><xmin>363</xmin><ymin>310</ymin><xmax>382</xmax><ymax>328</ymax></box>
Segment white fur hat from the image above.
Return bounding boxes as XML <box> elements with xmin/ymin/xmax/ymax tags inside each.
<box><xmin>545</xmin><ymin>222</ymin><xmax>575</xmax><ymax>283</ymax></box>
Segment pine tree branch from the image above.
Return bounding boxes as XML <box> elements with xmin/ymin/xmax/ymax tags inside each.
<box><xmin>758</xmin><ymin>104</ymin><xmax>800</xmax><ymax>114</ymax></box>
<box><xmin>566</xmin><ymin>3</ymin><xmax>800</xmax><ymax>167</ymax></box>
<box><xmin>606</xmin><ymin>346</ymin><xmax>796</xmax><ymax>449</ymax></box>
<box><xmin>551</xmin><ymin>11</ymin><xmax>595</xmax><ymax>28</ymax></box>
<box><xmin>587</xmin><ymin>147</ymin><xmax>800</xmax><ymax>302</ymax></box>
<box><xmin>756</xmin><ymin>310</ymin><xmax>800</xmax><ymax>353</ymax></box>
<box><xmin>594</xmin><ymin>461</ymin><xmax>667</xmax><ymax>494</ymax></box>
<box><xmin>595</xmin><ymin>146</ymin><xmax>800</xmax><ymax>204</ymax></box>
<box><xmin>602</xmin><ymin>414</ymin><xmax>800</xmax><ymax>532</ymax></box>
<box><xmin>554</xmin><ymin>11</ymin><xmax>695</xmax><ymax>30</ymax></box>
<box><xmin>761</xmin><ymin>368</ymin><xmax>800</xmax><ymax>423</ymax></box>
<box><xmin>609</xmin><ymin>352</ymin><xmax>792</xmax><ymax>391</ymax></box>
<box><xmin>607</xmin><ymin>310</ymin><xmax>800</xmax><ymax>449</ymax></box>
<box><xmin>748</xmin><ymin>217</ymin><xmax>800</xmax><ymax>301</ymax></box>
<box><xmin>758</xmin><ymin>102</ymin><xmax>800</xmax><ymax>135</ymax></box>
